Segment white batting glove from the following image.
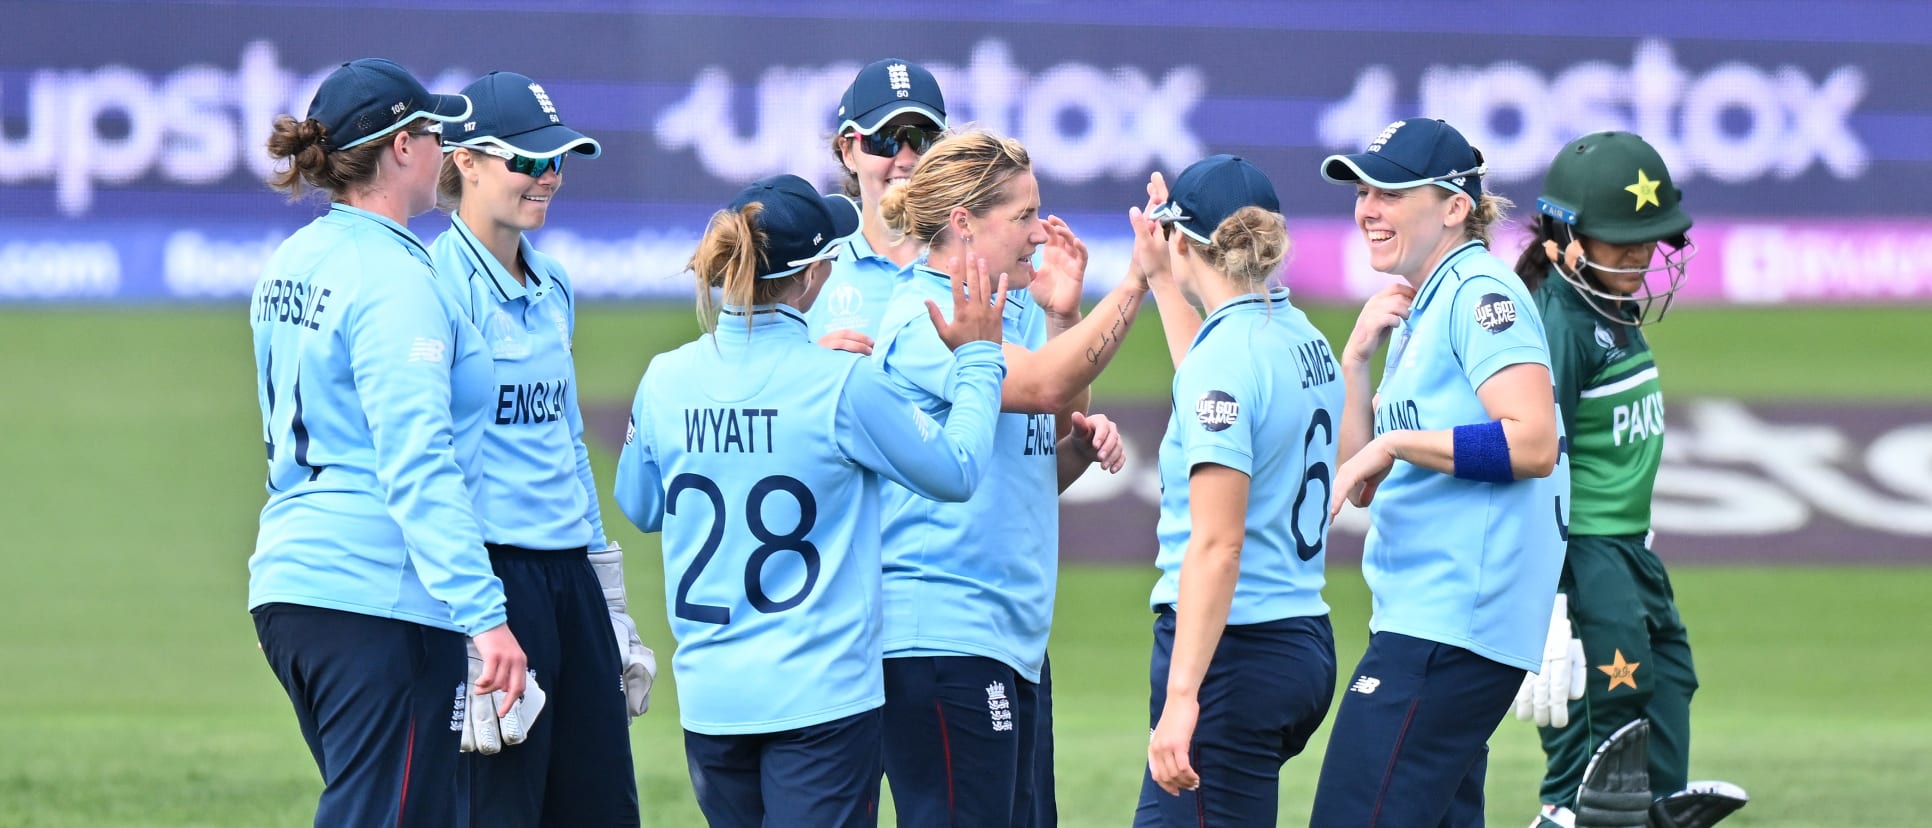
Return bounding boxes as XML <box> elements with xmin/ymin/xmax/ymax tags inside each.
<box><xmin>1514</xmin><ymin>593</ymin><xmax>1587</xmax><ymax>727</ymax></box>
<box><xmin>590</xmin><ymin>543</ymin><xmax>657</xmax><ymax>719</ymax></box>
<box><xmin>461</xmin><ymin>641</ymin><xmax>546</xmax><ymax>755</ymax></box>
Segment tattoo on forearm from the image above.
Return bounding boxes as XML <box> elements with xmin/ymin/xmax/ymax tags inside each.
<box><xmin>1085</xmin><ymin>296</ymin><xmax>1135</xmax><ymax>363</ymax></box>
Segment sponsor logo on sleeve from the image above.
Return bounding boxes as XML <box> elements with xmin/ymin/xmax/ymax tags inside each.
<box><xmin>1474</xmin><ymin>293</ymin><xmax>1517</xmax><ymax>333</ymax></box>
<box><xmin>1195</xmin><ymin>390</ymin><xmax>1239</xmax><ymax>432</ymax></box>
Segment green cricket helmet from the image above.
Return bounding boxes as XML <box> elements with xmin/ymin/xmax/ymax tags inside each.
<box><xmin>1536</xmin><ymin>131</ymin><xmax>1696</xmax><ymax>326</ymax></box>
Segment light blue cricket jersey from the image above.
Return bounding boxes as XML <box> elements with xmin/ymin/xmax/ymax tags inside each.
<box><xmin>430</xmin><ymin>215</ymin><xmax>605</xmax><ymax>551</ymax></box>
<box><xmin>1151</xmin><ymin>289</ymin><xmax>1341</xmax><ymax>624</ymax></box>
<box><xmin>805</xmin><ymin>230</ymin><xmax>907</xmax><ymax>342</ymax></box>
<box><xmin>875</xmin><ymin>261</ymin><xmax>1060</xmax><ymax>682</ymax></box>
<box><xmin>1366</xmin><ymin>240</ymin><xmax>1569</xmax><ymax>672</ymax></box>
<box><xmin>248</xmin><ymin>203</ymin><xmax>507</xmax><ymax>636</ymax></box>
<box><xmin>613</xmin><ymin>305</ymin><xmax>1006</xmax><ymax>735</ymax></box>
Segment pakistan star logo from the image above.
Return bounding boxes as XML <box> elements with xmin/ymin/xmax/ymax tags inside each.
<box><xmin>1598</xmin><ymin>648</ymin><xmax>1641</xmax><ymax>691</ymax></box>
<box><xmin>1625</xmin><ymin>169</ymin><xmax>1662</xmax><ymax>211</ymax></box>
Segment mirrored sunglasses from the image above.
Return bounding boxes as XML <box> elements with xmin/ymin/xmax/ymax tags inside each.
<box><xmin>856</xmin><ymin>125</ymin><xmax>939</xmax><ymax>158</ymax></box>
<box><xmin>460</xmin><ymin>144</ymin><xmax>566</xmax><ymax>178</ymax></box>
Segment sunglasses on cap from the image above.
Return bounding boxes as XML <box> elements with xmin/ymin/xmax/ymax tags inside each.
<box><xmin>854</xmin><ymin>125</ymin><xmax>939</xmax><ymax>159</ymax></box>
<box><xmin>1148</xmin><ymin>200</ymin><xmax>1190</xmax><ymax>241</ymax></box>
<box><xmin>451</xmin><ymin>143</ymin><xmax>566</xmax><ymax>178</ymax></box>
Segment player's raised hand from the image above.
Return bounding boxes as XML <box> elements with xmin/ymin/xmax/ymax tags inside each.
<box><xmin>817</xmin><ymin>329</ymin><xmax>875</xmax><ymax>356</ymax></box>
<box><xmin>1343</xmin><ymin>282</ymin><xmax>1416</xmax><ymax>368</ymax></box>
<box><xmin>1148</xmin><ymin>694</ymin><xmax>1202</xmax><ymax>795</ymax></box>
<box><xmin>1330</xmin><ymin>435</ymin><xmax>1397</xmax><ymax>518</ymax></box>
<box><xmin>1067</xmin><ymin>411</ymin><xmax>1125</xmax><ymax>474</ymax></box>
<box><xmin>1030</xmin><ymin>215</ymin><xmax>1088</xmax><ymax>320</ymax></box>
<box><xmin>928</xmin><ymin>255</ymin><xmax>1009</xmax><ymax>351</ymax></box>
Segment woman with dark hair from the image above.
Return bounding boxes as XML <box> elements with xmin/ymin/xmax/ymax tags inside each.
<box><xmin>248</xmin><ymin>58</ymin><xmax>528</xmax><ymax>827</ymax></box>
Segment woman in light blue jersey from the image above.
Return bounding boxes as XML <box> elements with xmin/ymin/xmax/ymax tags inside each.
<box><xmin>870</xmin><ymin>129</ymin><xmax>1137</xmax><ymax>828</ymax></box>
<box><xmin>807</xmin><ymin>58</ymin><xmax>947</xmax><ymax>352</ymax></box>
<box><xmin>612</xmin><ymin>174</ymin><xmax>1009</xmax><ymax>828</ymax></box>
<box><xmin>430</xmin><ymin>70</ymin><xmax>648</xmax><ymax>826</ymax></box>
<box><xmin>1133</xmin><ymin>156</ymin><xmax>1343</xmax><ymax>827</ymax></box>
<box><xmin>248</xmin><ymin>58</ymin><xmax>528</xmax><ymax>828</ymax></box>
<box><xmin>1308</xmin><ymin>118</ymin><xmax>1568</xmax><ymax>827</ymax></box>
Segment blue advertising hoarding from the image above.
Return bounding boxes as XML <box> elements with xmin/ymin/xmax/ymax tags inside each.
<box><xmin>3</xmin><ymin>0</ymin><xmax>1929</xmax><ymax>302</ymax></box>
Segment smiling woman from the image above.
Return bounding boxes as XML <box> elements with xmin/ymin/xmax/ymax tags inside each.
<box><xmin>427</xmin><ymin>70</ymin><xmax>652</xmax><ymax>826</ymax></box>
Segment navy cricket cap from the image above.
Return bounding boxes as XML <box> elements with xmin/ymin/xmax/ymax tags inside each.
<box><xmin>1150</xmin><ymin>155</ymin><xmax>1281</xmax><ymax>245</ymax></box>
<box><xmin>726</xmin><ymin>175</ymin><xmax>861</xmax><ymax>279</ymax></box>
<box><xmin>837</xmin><ymin>59</ymin><xmax>946</xmax><ymax>135</ymax></box>
<box><xmin>447</xmin><ymin>71</ymin><xmax>600</xmax><ymax>158</ymax></box>
<box><xmin>306</xmin><ymin>58</ymin><xmax>470</xmax><ymax>150</ymax></box>
<box><xmin>1321</xmin><ymin>118</ymin><xmax>1485</xmax><ymax>200</ymax></box>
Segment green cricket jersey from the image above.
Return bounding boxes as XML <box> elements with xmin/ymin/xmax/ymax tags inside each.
<box><xmin>1536</xmin><ymin>274</ymin><xmax>1664</xmax><ymax>536</ymax></box>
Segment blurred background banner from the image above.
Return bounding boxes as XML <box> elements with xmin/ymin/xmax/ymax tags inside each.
<box><xmin>4</xmin><ymin>0</ymin><xmax>1930</xmax><ymax>303</ymax></box>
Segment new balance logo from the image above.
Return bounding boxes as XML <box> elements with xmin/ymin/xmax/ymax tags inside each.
<box><xmin>986</xmin><ymin>682</ymin><xmax>1012</xmax><ymax>732</ymax></box>
<box><xmin>407</xmin><ymin>337</ymin><xmax>446</xmax><ymax>363</ymax></box>
<box><xmin>1349</xmin><ymin>676</ymin><xmax>1381</xmax><ymax>695</ymax></box>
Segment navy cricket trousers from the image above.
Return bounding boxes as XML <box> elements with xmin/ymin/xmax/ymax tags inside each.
<box><xmin>460</xmin><ymin>544</ymin><xmax>638</xmax><ymax>827</ymax></box>
<box><xmin>1134</xmin><ymin>610</ymin><xmax>1336</xmax><ymax>828</ymax></box>
<box><xmin>254</xmin><ymin>602</ymin><xmax>467</xmax><ymax>828</ymax></box>
<box><xmin>881</xmin><ymin>654</ymin><xmax>1056</xmax><ymax>827</ymax></box>
<box><xmin>1309</xmin><ymin>632</ymin><xmax>1526</xmax><ymax>828</ymax></box>
<box><xmin>684</xmin><ymin>708</ymin><xmax>884</xmax><ymax>828</ymax></box>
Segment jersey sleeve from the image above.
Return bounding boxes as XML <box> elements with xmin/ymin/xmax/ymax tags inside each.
<box><xmin>346</xmin><ymin>252</ymin><xmax>506</xmax><ymax>635</ymax></box>
<box><xmin>1450</xmin><ymin>275</ymin><xmax>1551</xmax><ymax>391</ymax></box>
<box><xmin>837</xmin><ymin>340</ymin><xmax>1007</xmax><ymax>502</ymax></box>
<box><xmin>613</xmin><ymin>367</ymin><xmax>666</xmax><ymax>534</ymax></box>
<box><xmin>876</xmin><ymin>306</ymin><xmax>957</xmax><ymax>404</ymax></box>
<box><xmin>1171</xmin><ymin>341</ymin><xmax>1258</xmax><ymax>477</ymax></box>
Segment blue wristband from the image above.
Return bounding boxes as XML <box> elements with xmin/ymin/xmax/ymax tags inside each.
<box><xmin>1452</xmin><ymin>420</ymin><xmax>1513</xmax><ymax>483</ymax></box>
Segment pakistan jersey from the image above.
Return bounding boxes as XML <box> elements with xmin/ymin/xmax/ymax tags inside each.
<box><xmin>1536</xmin><ymin>276</ymin><xmax>1664</xmax><ymax>537</ymax></box>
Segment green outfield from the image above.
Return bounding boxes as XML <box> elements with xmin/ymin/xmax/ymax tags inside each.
<box><xmin>3</xmin><ymin>304</ymin><xmax>1928</xmax><ymax>827</ymax></box>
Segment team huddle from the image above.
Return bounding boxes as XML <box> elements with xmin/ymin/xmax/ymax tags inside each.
<box><xmin>244</xmin><ymin>55</ymin><xmax>1746</xmax><ymax>828</ymax></box>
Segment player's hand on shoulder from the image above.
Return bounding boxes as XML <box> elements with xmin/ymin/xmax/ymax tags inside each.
<box><xmin>927</xmin><ymin>255</ymin><xmax>1009</xmax><ymax>351</ymax></box>
<box><xmin>1343</xmin><ymin>282</ymin><xmax>1416</xmax><ymax>367</ymax></box>
<box><xmin>817</xmin><ymin>329</ymin><xmax>874</xmax><ymax>356</ymax></box>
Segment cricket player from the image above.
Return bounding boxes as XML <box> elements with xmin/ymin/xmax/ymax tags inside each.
<box><xmin>1511</xmin><ymin>131</ymin><xmax>1747</xmax><ymax>828</ymax></box>
<box><xmin>248</xmin><ymin>58</ymin><xmax>528</xmax><ymax>827</ymax></box>
<box><xmin>1134</xmin><ymin>156</ymin><xmax>1343</xmax><ymax>826</ymax></box>
<box><xmin>1311</xmin><ymin>118</ymin><xmax>1569</xmax><ymax>827</ymax></box>
<box><xmin>808</xmin><ymin>58</ymin><xmax>948</xmax><ymax>352</ymax></box>
<box><xmin>430</xmin><ymin>70</ymin><xmax>651</xmax><ymax>826</ymax></box>
<box><xmin>870</xmin><ymin>129</ymin><xmax>1135</xmax><ymax>828</ymax></box>
<box><xmin>612</xmin><ymin>174</ymin><xmax>1010</xmax><ymax>828</ymax></box>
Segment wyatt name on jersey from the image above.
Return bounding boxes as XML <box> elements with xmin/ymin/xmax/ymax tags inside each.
<box><xmin>684</xmin><ymin>407</ymin><xmax>779</xmax><ymax>453</ymax></box>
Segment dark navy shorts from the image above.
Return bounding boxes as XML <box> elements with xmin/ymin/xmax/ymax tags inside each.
<box><xmin>459</xmin><ymin>544</ymin><xmax>638</xmax><ymax>827</ymax></box>
<box><xmin>254</xmin><ymin>602</ymin><xmax>467</xmax><ymax>828</ymax></box>
<box><xmin>684</xmin><ymin>708</ymin><xmax>883</xmax><ymax>828</ymax></box>
<box><xmin>881</xmin><ymin>654</ymin><xmax>1055</xmax><ymax>827</ymax></box>
<box><xmin>1309</xmin><ymin>632</ymin><xmax>1525</xmax><ymax>828</ymax></box>
<box><xmin>1134</xmin><ymin>610</ymin><xmax>1336</xmax><ymax>828</ymax></box>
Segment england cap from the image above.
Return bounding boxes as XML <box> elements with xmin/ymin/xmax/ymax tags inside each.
<box><xmin>306</xmin><ymin>58</ymin><xmax>470</xmax><ymax>150</ymax></box>
<box><xmin>836</xmin><ymin>59</ymin><xmax>946</xmax><ymax>136</ymax></box>
<box><xmin>726</xmin><ymin>175</ymin><xmax>861</xmax><ymax>279</ymax></box>
<box><xmin>1321</xmin><ymin>118</ymin><xmax>1485</xmax><ymax>200</ymax></box>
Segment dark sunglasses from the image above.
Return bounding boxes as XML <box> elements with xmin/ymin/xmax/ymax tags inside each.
<box><xmin>460</xmin><ymin>144</ymin><xmax>566</xmax><ymax>178</ymax></box>
<box><xmin>855</xmin><ymin>125</ymin><xmax>939</xmax><ymax>158</ymax></box>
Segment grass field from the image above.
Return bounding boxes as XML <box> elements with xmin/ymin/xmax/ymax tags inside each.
<box><xmin>3</xmin><ymin>303</ymin><xmax>1929</xmax><ymax>827</ymax></box>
